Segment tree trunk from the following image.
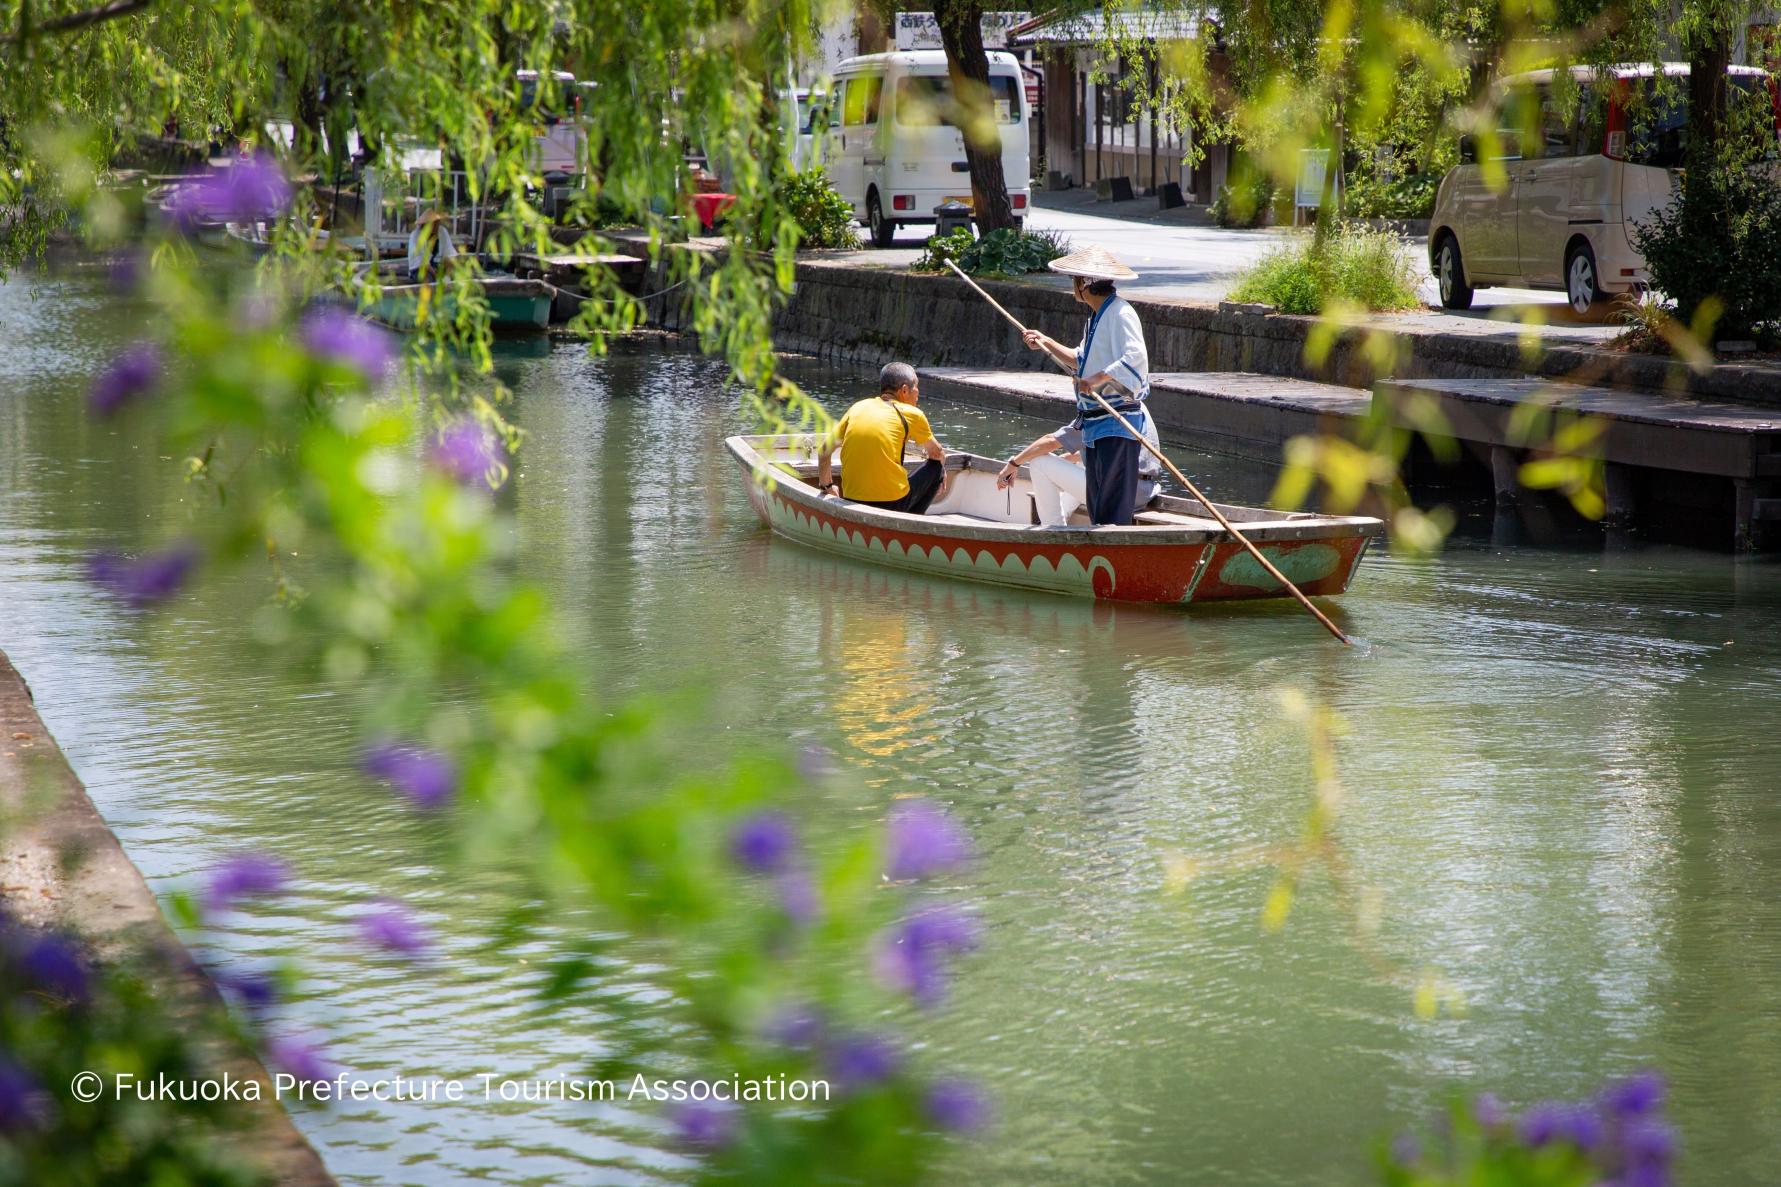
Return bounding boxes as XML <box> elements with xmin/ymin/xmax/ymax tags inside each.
<box><xmin>1686</xmin><ymin>21</ymin><xmax>1730</xmax><ymax>174</ymax></box>
<box><xmin>934</xmin><ymin>0</ymin><xmax>1017</xmax><ymax>233</ymax></box>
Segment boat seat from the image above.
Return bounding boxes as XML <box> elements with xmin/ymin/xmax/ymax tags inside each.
<box><xmin>1134</xmin><ymin>509</ymin><xmax>1222</xmax><ymax>529</ymax></box>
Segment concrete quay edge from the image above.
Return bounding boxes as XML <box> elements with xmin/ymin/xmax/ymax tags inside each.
<box><xmin>0</xmin><ymin>649</ymin><xmax>336</xmax><ymax>1187</ymax></box>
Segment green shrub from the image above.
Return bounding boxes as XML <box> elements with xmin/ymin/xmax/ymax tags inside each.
<box><xmin>1345</xmin><ymin>172</ymin><xmax>1440</xmax><ymax>220</ymax></box>
<box><xmin>1631</xmin><ymin>163</ymin><xmax>1781</xmax><ymax>343</ymax></box>
<box><xmin>912</xmin><ymin>226</ymin><xmax>1067</xmax><ymax>276</ymax></box>
<box><xmin>1211</xmin><ymin>172</ymin><xmax>1278</xmax><ymax>228</ymax></box>
<box><xmin>776</xmin><ymin>168</ymin><xmax>860</xmax><ymax>249</ymax></box>
<box><xmin>1228</xmin><ymin>223</ymin><xmax>1422</xmax><ymax>314</ymax></box>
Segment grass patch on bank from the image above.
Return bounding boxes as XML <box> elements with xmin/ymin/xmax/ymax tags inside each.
<box><xmin>1228</xmin><ymin>224</ymin><xmax>1421</xmax><ymax>314</ymax></box>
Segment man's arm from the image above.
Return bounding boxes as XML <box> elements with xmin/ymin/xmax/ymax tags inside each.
<box><xmin>814</xmin><ymin>430</ymin><xmax>841</xmax><ymax>494</ymax></box>
<box><xmin>995</xmin><ymin>433</ymin><xmax>1062</xmax><ymax>489</ymax></box>
<box><xmin>1021</xmin><ymin>329</ymin><xmax>1078</xmax><ymax>372</ymax></box>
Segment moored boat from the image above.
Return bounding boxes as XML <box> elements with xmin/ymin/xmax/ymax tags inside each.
<box><xmin>727</xmin><ymin>433</ymin><xmax>1383</xmax><ymax>604</ymax></box>
<box><xmin>363</xmin><ymin>274</ymin><xmax>554</xmax><ymax>330</ymax></box>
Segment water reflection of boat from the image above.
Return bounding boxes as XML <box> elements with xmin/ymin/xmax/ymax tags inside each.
<box><xmin>728</xmin><ymin>434</ymin><xmax>1382</xmax><ymax>605</ymax></box>
<box><xmin>361</xmin><ymin>269</ymin><xmax>554</xmax><ymax>330</ymax></box>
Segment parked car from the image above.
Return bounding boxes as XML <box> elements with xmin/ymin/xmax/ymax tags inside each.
<box><xmin>823</xmin><ymin>50</ymin><xmax>1031</xmax><ymax>247</ymax></box>
<box><xmin>1429</xmin><ymin>63</ymin><xmax>1780</xmax><ymax>314</ymax></box>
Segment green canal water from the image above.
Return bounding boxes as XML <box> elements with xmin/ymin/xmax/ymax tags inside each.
<box><xmin>4</xmin><ymin>268</ymin><xmax>1781</xmax><ymax>1186</ymax></box>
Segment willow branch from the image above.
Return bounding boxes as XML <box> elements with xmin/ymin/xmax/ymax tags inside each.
<box><xmin>3</xmin><ymin>0</ymin><xmax>154</xmax><ymax>47</ymax></box>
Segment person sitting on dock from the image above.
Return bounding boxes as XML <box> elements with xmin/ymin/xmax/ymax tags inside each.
<box><xmin>815</xmin><ymin>362</ymin><xmax>949</xmax><ymax>514</ymax></box>
<box><xmin>994</xmin><ymin>414</ymin><xmax>1162</xmax><ymax>527</ymax></box>
<box><xmin>1019</xmin><ymin>245</ymin><xmax>1151</xmax><ymax>526</ymax></box>
<box><xmin>406</xmin><ymin>210</ymin><xmax>460</xmax><ymax>281</ymax></box>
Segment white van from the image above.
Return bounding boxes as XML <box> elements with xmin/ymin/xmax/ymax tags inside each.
<box><xmin>1429</xmin><ymin>63</ymin><xmax>1780</xmax><ymax>313</ymax></box>
<box><xmin>825</xmin><ymin>50</ymin><xmax>1032</xmax><ymax>247</ymax></box>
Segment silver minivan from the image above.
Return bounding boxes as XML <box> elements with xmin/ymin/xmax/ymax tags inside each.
<box><xmin>1430</xmin><ymin>63</ymin><xmax>1779</xmax><ymax>313</ymax></box>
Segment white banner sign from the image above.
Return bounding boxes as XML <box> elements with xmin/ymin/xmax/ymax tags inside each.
<box><xmin>894</xmin><ymin>11</ymin><xmax>1030</xmax><ymax>51</ymax></box>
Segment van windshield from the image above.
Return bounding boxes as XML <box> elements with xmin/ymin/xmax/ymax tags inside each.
<box><xmin>895</xmin><ymin>75</ymin><xmax>1021</xmax><ymax>127</ymax></box>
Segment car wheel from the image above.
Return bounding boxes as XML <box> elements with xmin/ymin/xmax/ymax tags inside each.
<box><xmin>1436</xmin><ymin>235</ymin><xmax>1474</xmax><ymax>310</ymax></box>
<box><xmin>1566</xmin><ymin>242</ymin><xmax>1602</xmax><ymax>314</ymax></box>
<box><xmin>867</xmin><ymin>192</ymin><xmax>895</xmax><ymax>248</ymax></box>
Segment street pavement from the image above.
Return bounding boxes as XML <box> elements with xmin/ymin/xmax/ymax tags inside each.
<box><xmin>835</xmin><ymin>187</ymin><xmax>1624</xmax><ymax>348</ymax></box>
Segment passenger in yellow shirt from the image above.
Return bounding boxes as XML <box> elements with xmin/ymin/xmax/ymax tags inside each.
<box><xmin>815</xmin><ymin>362</ymin><xmax>949</xmax><ymax>513</ymax></box>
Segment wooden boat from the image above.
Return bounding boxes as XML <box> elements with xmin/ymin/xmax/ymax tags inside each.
<box><xmin>363</xmin><ymin>273</ymin><xmax>554</xmax><ymax>330</ymax></box>
<box><xmin>726</xmin><ymin>434</ymin><xmax>1383</xmax><ymax>604</ymax></box>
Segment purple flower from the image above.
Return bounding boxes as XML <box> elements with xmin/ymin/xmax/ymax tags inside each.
<box><xmin>429</xmin><ymin>419</ymin><xmax>505</xmax><ymax>488</ymax></box>
<box><xmin>1622</xmin><ymin>1118</ymin><xmax>1678</xmax><ymax>1166</ymax></box>
<box><xmin>268</xmin><ymin>1033</ymin><xmax>336</xmax><ymax>1084</ymax></box>
<box><xmin>669</xmin><ymin>1098</ymin><xmax>738</xmax><ymax>1149</ymax></box>
<box><xmin>89</xmin><ymin>342</ymin><xmax>163</xmax><ymax>416</ymax></box>
<box><xmin>773</xmin><ymin>869</ymin><xmax>820</xmax><ymax>925</ymax></box>
<box><xmin>1389</xmin><ymin>1131</ymin><xmax>1420</xmax><ymax>1168</ymax></box>
<box><xmin>884</xmin><ymin>800</ymin><xmax>971</xmax><ymax>880</ymax></box>
<box><xmin>361</xmin><ymin>740</ymin><xmax>456</xmax><ymax>809</ymax></box>
<box><xmin>218</xmin><ymin>967</ymin><xmax>279</xmax><ymax>1010</ymax></box>
<box><xmin>169</xmin><ymin>153</ymin><xmax>291</xmax><ymax>228</ymax></box>
<box><xmin>873</xmin><ymin>906</ymin><xmax>979</xmax><ymax>1007</ymax></box>
<box><xmin>1602</xmin><ymin>1071</ymin><xmax>1665</xmax><ymax>1120</ymax></box>
<box><xmin>0</xmin><ymin>1060</ymin><xmax>46</xmax><ymax>1133</ymax></box>
<box><xmin>357</xmin><ymin>901</ymin><xmax>431</xmax><ymax>957</ymax></box>
<box><xmin>826</xmin><ymin>1032</ymin><xmax>900</xmax><ymax>1090</ymax></box>
<box><xmin>86</xmin><ymin>543</ymin><xmax>199</xmax><ymax>607</ymax></box>
<box><xmin>1473</xmin><ymin>1092</ymin><xmax>1507</xmax><ymax>1128</ymax></box>
<box><xmin>764</xmin><ymin>1002</ymin><xmax>825</xmax><ymax>1050</ymax></box>
<box><xmin>925</xmin><ymin>1078</ymin><xmax>989</xmax><ymax>1133</ymax></box>
<box><xmin>17</xmin><ymin>934</ymin><xmax>89</xmax><ymax>1001</ymax></box>
<box><xmin>1519</xmin><ymin>1102</ymin><xmax>1603</xmax><ymax>1151</ymax></box>
<box><xmin>204</xmin><ymin>852</ymin><xmax>290</xmax><ymax>912</ymax></box>
<box><xmin>302</xmin><ymin>307</ymin><xmax>394</xmax><ymax>381</ymax></box>
<box><xmin>730</xmin><ymin>811</ymin><xmax>797</xmax><ymax>874</ymax></box>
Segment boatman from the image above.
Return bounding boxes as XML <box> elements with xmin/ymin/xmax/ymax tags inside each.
<box><xmin>815</xmin><ymin>362</ymin><xmax>949</xmax><ymax>514</ymax></box>
<box><xmin>1018</xmin><ymin>246</ymin><xmax>1151</xmax><ymax>526</ymax></box>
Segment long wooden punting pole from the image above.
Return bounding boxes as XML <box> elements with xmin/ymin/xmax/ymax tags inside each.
<box><xmin>944</xmin><ymin>260</ymin><xmax>1352</xmax><ymax>646</ymax></box>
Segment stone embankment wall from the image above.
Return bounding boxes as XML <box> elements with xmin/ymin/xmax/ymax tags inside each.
<box><xmin>641</xmin><ymin>251</ymin><xmax>1781</xmax><ymax>408</ymax></box>
<box><xmin>0</xmin><ymin>651</ymin><xmax>336</xmax><ymax>1187</ymax></box>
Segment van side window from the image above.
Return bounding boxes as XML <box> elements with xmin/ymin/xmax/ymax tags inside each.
<box><xmin>1536</xmin><ymin>87</ymin><xmax>1575</xmax><ymax>158</ymax></box>
<box><xmin>1577</xmin><ymin>84</ymin><xmax>1607</xmax><ymax>156</ymax></box>
<box><xmin>843</xmin><ymin>75</ymin><xmax>882</xmax><ymax>126</ymax></box>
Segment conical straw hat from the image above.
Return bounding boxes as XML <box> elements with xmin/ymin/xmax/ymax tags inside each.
<box><xmin>1048</xmin><ymin>244</ymin><xmax>1138</xmax><ymax>281</ymax></box>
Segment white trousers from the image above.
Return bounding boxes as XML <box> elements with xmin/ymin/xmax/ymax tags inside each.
<box><xmin>1028</xmin><ymin>453</ymin><xmax>1087</xmax><ymax>527</ymax></box>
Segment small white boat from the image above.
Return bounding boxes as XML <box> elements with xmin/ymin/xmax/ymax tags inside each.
<box><xmin>727</xmin><ymin>434</ymin><xmax>1383</xmax><ymax>604</ymax></box>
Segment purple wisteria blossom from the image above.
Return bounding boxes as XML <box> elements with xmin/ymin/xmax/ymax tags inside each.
<box><xmin>669</xmin><ymin>1098</ymin><xmax>738</xmax><ymax>1149</ymax></box>
<box><xmin>1520</xmin><ymin>1101</ymin><xmax>1604</xmax><ymax>1151</ymax></box>
<box><xmin>826</xmin><ymin>1032</ymin><xmax>900</xmax><ymax>1091</ymax></box>
<box><xmin>872</xmin><ymin>907</ymin><xmax>979</xmax><ymax>1007</ymax></box>
<box><xmin>1473</xmin><ymin>1092</ymin><xmax>1507</xmax><ymax>1128</ymax></box>
<box><xmin>1390</xmin><ymin>1131</ymin><xmax>1421</xmax><ymax>1168</ymax></box>
<box><xmin>884</xmin><ymin>800</ymin><xmax>971</xmax><ymax>880</ymax></box>
<box><xmin>17</xmin><ymin>933</ymin><xmax>89</xmax><ymax>1001</ymax></box>
<box><xmin>204</xmin><ymin>852</ymin><xmax>290</xmax><ymax>912</ymax></box>
<box><xmin>357</xmin><ymin>900</ymin><xmax>432</xmax><ymax>957</ymax></box>
<box><xmin>0</xmin><ymin>1059</ymin><xmax>45</xmax><ymax>1132</ymax></box>
<box><xmin>169</xmin><ymin>153</ymin><xmax>291</xmax><ymax>229</ymax></box>
<box><xmin>924</xmin><ymin>1078</ymin><xmax>989</xmax><ymax>1133</ymax></box>
<box><xmin>86</xmin><ymin>543</ymin><xmax>200</xmax><ymax>607</ymax></box>
<box><xmin>730</xmin><ymin>811</ymin><xmax>797</xmax><ymax>874</ymax></box>
<box><xmin>218</xmin><ymin>967</ymin><xmax>280</xmax><ymax>1010</ymax></box>
<box><xmin>763</xmin><ymin>1002</ymin><xmax>825</xmax><ymax>1051</ymax></box>
<box><xmin>429</xmin><ymin>419</ymin><xmax>505</xmax><ymax>488</ymax></box>
<box><xmin>89</xmin><ymin>341</ymin><xmax>163</xmax><ymax>417</ymax></box>
<box><xmin>301</xmin><ymin>307</ymin><xmax>395</xmax><ymax>381</ymax></box>
<box><xmin>361</xmin><ymin>740</ymin><xmax>456</xmax><ymax>809</ymax></box>
<box><xmin>268</xmin><ymin>1033</ymin><xmax>336</xmax><ymax>1084</ymax></box>
<box><xmin>773</xmin><ymin>869</ymin><xmax>820</xmax><ymax>926</ymax></box>
<box><xmin>1602</xmin><ymin>1070</ymin><xmax>1665</xmax><ymax>1119</ymax></box>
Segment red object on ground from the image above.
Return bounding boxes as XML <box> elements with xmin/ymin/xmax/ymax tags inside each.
<box><xmin>690</xmin><ymin>192</ymin><xmax>736</xmax><ymax>231</ymax></box>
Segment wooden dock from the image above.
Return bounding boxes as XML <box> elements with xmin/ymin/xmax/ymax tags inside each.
<box><xmin>918</xmin><ymin>367</ymin><xmax>1781</xmax><ymax>550</ymax></box>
